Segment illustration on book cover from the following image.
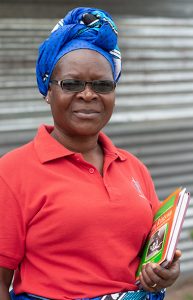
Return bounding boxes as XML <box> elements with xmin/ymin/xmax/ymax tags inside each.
<box><xmin>146</xmin><ymin>225</ymin><xmax>166</xmax><ymax>260</ymax></box>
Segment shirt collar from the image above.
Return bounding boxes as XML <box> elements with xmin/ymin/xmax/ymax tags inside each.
<box><xmin>98</xmin><ymin>131</ymin><xmax>126</xmax><ymax>162</ymax></box>
<box><xmin>34</xmin><ymin>125</ymin><xmax>74</xmax><ymax>163</ymax></box>
<box><xmin>34</xmin><ymin>125</ymin><xmax>126</xmax><ymax>163</ymax></box>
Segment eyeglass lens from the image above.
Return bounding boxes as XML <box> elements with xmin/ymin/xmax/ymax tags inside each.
<box><xmin>60</xmin><ymin>79</ymin><xmax>115</xmax><ymax>93</ymax></box>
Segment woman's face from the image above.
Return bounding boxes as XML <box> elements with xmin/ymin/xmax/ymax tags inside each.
<box><xmin>47</xmin><ymin>49</ymin><xmax>115</xmax><ymax>138</ymax></box>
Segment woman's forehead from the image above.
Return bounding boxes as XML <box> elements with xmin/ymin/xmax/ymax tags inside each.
<box><xmin>53</xmin><ymin>49</ymin><xmax>113</xmax><ymax>78</ymax></box>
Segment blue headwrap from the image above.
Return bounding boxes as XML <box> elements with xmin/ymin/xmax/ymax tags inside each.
<box><xmin>36</xmin><ymin>7</ymin><xmax>121</xmax><ymax>96</ymax></box>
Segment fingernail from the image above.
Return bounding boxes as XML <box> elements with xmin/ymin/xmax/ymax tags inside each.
<box><xmin>152</xmin><ymin>263</ymin><xmax>157</xmax><ymax>269</ymax></box>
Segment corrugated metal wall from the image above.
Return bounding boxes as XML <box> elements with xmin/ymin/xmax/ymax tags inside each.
<box><xmin>2</xmin><ymin>0</ymin><xmax>193</xmax><ymax>18</ymax></box>
<box><xmin>0</xmin><ymin>17</ymin><xmax>193</xmax><ymax>274</ymax></box>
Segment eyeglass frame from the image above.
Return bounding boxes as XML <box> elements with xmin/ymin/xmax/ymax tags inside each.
<box><xmin>49</xmin><ymin>79</ymin><xmax>116</xmax><ymax>94</ymax></box>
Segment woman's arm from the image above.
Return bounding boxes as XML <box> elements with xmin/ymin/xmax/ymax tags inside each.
<box><xmin>139</xmin><ymin>249</ymin><xmax>181</xmax><ymax>292</ymax></box>
<box><xmin>0</xmin><ymin>267</ymin><xmax>14</xmax><ymax>300</ymax></box>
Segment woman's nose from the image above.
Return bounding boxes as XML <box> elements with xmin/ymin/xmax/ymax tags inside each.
<box><xmin>77</xmin><ymin>83</ymin><xmax>98</xmax><ymax>101</ymax></box>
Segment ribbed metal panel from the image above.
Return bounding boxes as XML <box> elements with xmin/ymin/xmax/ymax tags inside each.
<box><xmin>2</xmin><ymin>0</ymin><xmax>193</xmax><ymax>18</ymax></box>
<box><xmin>0</xmin><ymin>17</ymin><xmax>193</xmax><ymax>274</ymax></box>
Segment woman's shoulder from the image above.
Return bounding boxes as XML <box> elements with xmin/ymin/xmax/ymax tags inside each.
<box><xmin>116</xmin><ymin>147</ymin><xmax>153</xmax><ymax>181</ymax></box>
<box><xmin>0</xmin><ymin>140</ymin><xmax>34</xmax><ymax>170</ymax></box>
<box><xmin>118</xmin><ymin>147</ymin><xmax>146</xmax><ymax>167</ymax></box>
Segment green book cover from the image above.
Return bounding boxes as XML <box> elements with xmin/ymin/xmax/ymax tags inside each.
<box><xmin>136</xmin><ymin>188</ymin><xmax>182</xmax><ymax>280</ymax></box>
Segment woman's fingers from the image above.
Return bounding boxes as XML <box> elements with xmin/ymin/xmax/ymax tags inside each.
<box><xmin>138</xmin><ymin>250</ymin><xmax>181</xmax><ymax>291</ymax></box>
<box><xmin>172</xmin><ymin>249</ymin><xmax>182</xmax><ymax>262</ymax></box>
<box><xmin>139</xmin><ymin>263</ymin><xmax>164</xmax><ymax>291</ymax></box>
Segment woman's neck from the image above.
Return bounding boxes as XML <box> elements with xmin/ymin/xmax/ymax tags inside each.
<box><xmin>51</xmin><ymin>128</ymin><xmax>104</xmax><ymax>174</ymax></box>
<box><xmin>51</xmin><ymin>128</ymin><xmax>100</xmax><ymax>155</ymax></box>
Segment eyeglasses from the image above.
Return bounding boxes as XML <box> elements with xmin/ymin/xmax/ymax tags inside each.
<box><xmin>50</xmin><ymin>79</ymin><xmax>116</xmax><ymax>94</ymax></box>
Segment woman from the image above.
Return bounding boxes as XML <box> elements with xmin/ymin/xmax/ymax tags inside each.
<box><xmin>0</xmin><ymin>7</ymin><xmax>181</xmax><ymax>300</ymax></box>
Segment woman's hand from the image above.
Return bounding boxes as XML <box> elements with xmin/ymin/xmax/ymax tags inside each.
<box><xmin>0</xmin><ymin>267</ymin><xmax>14</xmax><ymax>300</ymax></box>
<box><xmin>138</xmin><ymin>249</ymin><xmax>181</xmax><ymax>292</ymax></box>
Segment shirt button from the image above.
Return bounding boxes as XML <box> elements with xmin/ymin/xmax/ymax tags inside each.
<box><xmin>89</xmin><ymin>168</ymin><xmax>95</xmax><ymax>174</ymax></box>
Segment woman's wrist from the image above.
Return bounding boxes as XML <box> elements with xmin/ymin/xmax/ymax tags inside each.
<box><xmin>0</xmin><ymin>285</ymin><xmax>11</xmax><ymax>300</ymax></box>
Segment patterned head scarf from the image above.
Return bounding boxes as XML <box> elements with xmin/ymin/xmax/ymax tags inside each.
<box><xmin>36</xmin><ymin>7</ymin><xmax>121</xmax><ymax>96</ymax></box>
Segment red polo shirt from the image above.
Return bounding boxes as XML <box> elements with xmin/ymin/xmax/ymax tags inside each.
<box><xmin>0</xmin><ymin>125</ymin><xmax>160</xmax><ymax>300</ymax></box>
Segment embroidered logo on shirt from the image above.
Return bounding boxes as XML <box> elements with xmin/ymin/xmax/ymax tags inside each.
<box><xmin>131</xmin><ymin>177</ymin><xmax>147</xmax><ymax>200</ymax></box>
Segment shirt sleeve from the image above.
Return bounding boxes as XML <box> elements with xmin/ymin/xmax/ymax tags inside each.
<box><xmin>0</xmin><ymin>176</ymin><xmax>25</xmax><ymax>269</ymax></box>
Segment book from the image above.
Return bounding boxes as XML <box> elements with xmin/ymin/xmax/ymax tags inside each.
<box><xmin>136</xmin><ymin>187</ymin><xmax>191</xmax><ymax>281</ymax></box>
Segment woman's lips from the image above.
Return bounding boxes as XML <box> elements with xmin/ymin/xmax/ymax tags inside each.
<box><xmin>73</xmin><ymin>109</ymin><xmax>100</xmax><ymax>119</ymax></box>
